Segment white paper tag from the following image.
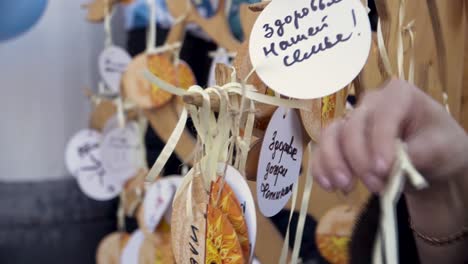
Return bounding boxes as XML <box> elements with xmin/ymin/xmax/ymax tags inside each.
<box><xmin>218</xmin><ymin>164</ymin><xmax>257</xmax><ymax>261</ymax></box>
<box><xmin>120</xmin><ymin>230</ymin><xmax>144</xmax><ymax>264</ymax></box>
<box><xmin>65</xmin><ymin>129</ymin><xmax>102</xmax><ymax>178</ymax></box>
<box><xmin>101</xmin><ymin>122</ymin><xmax>142</xmax><ymax>183</ymax></box>
<box><xmin>143</xmin><ymin>176</ymin><xmax>182</xmax><ymax>231</ymax></box>
<box><xmin>65</xmin><ymin>129</ymin><xmax>122</xmax><ymax>201</ymax></box>
<box><xmin>208</xmin><ymin>48</ymin><xmax>231</xmax><ymax>87</ymax></box>
<box><xmin>249</xmin><ymin>0</ymin><xmax>371</xmax><ymax>99</ymax></box>
<box><xmin>99</xmin><ymin>45</ymin><xmax>132</xmax><ymax>94</ymax></box>
<box><xmin>256</xmin><ymin>107</ymin><xmax>304</xmax><ymax>217</ymax></box>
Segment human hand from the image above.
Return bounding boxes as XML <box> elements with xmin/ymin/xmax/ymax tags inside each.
<box><xmin>311</xmin><ymin>78</ymin><xmax>468</xmax><ymax>194</ymax></box>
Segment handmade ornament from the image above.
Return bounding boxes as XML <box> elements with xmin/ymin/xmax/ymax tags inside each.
<box><xmin>219</xmin><ymin>164</ymin><xmax>258</xmax><ymax>261</ymax></box>
<box><xmin>122</xmin><ymin>54</ymin><xmax>155</xmax><ymax>109</ymax></box>
<box><xmin>65</xmin><ymin>129</ymin><xmax>102</xmax><ymax>178</ymax></box>
<box><xmin>65</xmin><ymin>129</ymin><xmax>122</xmax><ymax>200</ymax></box>
<box><xmin>171</xmin><ymin>171</ymin><xmax>208</xmax><ymax>264</ymax></box>
<box><xmin>300</xmin><ymin>87</ymin><xmax>349</xmax><ymax>142</ymax></box>
<box><xmin>99</xmin><ymin>45</ymin><xmax>132</xmax><ymax>95</ymax></box>
<box><xmin>256</xmin><ymin>107</ymin><xmax>304</xmax><ymax>217</ymax></box>
<box><xmin>210</xmin><ymin>177</ymin><xmax>250</xmax><ymax>260</ymax></box>
<box><xmin>206</xmin><ymin>203</ymin><xmax>245</xmax><ymax>264</ymax></box>
<box><xmin>139</xmin><ymin>222</ymin><xmax>175</xmax><ymax>264</ymax></box>
<box><xmin>121</xmin><ymin>230</ymin><xmax>145</xmax><ymax>264</ymax></box>
<box><xmin>147</xmin><ymin>54</ymin><xmax>177</xmax><ymax>108</ymax></box>
<box><xmin>142</xmin><ymin>176</ymin><xmax>182</xmax><ymax>233</ymax></box>
<box><xmin>101</xmin><ymin>121</ymin><xmax>143</xmax><ymax>183</ymax></box>
<box><xmin>316</xmin><ymin>205</ymin><xmax>358</xmax><ymax>264</ymax></box>
<box><xmin>249</xmin><ymin>0</ymin><xmax>372</xmax><ymax>99</ymax></box>
<box><xmin>96</xmin><ymin>232</ymin><xmax>130</xmax><ymax>264</ymax></box>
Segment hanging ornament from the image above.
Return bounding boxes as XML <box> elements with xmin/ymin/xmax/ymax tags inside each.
<box><xmin>96</xmin><ymin>232</ymin><xmax>130</xmax><ymax>264</ymax></box>
<box><xmin>316</xmin><ymin>205</ymin><xmax>358</xmax><ymax>264</ymax></box>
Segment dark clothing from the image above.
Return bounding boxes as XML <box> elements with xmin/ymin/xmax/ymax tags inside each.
<box><xmin>350</xmin><ymin>196</ymin><xmax>420</xmax><ymax>264</ymax></box>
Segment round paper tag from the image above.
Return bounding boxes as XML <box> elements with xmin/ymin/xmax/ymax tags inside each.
<box><xmin>120</xmin><ymin>230</ymin><xmax>145</xmax><ymax>264</ymax></box>
<box><xmin>143</xmin><ymin>176</ymin><xmax>182</xmax><ymax>232</ymax></box>
<box><xmin>218</xmin><ymin>164</ymin><xmax>257</xmax><ymax>261</ymax></box>
<box><xmin>101</xmin><ymin>122</ymin><xmax>142</xmax><ymax>183</ymax></box>
<box><xmin>65</xmin><ymin>129</ymin><xmax>102</xmax><ymax>178</ymax></box>
<box><xmin>249</xmin><ymin>0</ymin><xmax>371</xmax><ymax>99</ymax></box>
<box><xmin>99</xmin><ymin>46</ymin><xmax>132</xmax><ymax>94</ymax></box>
<box><xmin>256</xmin><ymin>107</ymin><xmax>304</xmax><ymax>217</ymax></box>
<box><xmin>66</xmin><ymin>129</ymin><xmax>122</xmax><ymax>201</ymax></box>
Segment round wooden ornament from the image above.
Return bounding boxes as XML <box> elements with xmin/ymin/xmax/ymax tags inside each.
<box><xmin>233</xmin><ymin>40</ymin><xmax>277</xmax><ymax>126</ymax></box>
<box><xmin>171</xmin><ymin>172</ymin><xmax>208</xmax><ymax>264</ymax></box>
<box><xmin>122</xmin><ymin>54</ymin><xmax>154</xmax><ymax>109</ymax></box>
<box><xmin>96</xmin><ymin>232</ymin><xmax>130</xmax><ymax>264</ymax></box>
<box><xmin>316</xmin><ymin>205</ymin><xmax>358</xmax><ymax>264</ymax></box>
<box><xmin>138</xmin><ymin>221</ymin><xmax>175</xmax><ymax>264</ymax></box>
<box><xmin>300</xmin><ymin>87</ymin><xmax>349</xmax><ymax>142</ymax></box>
<box><xmin>147</xmin><ymin>54</ymin><xmax>176</xmax><ymax>108</ymax></box>
<box><xmin>245</xmin><ymin>137</ymin><xmax>262</xmax><ymax>181</ymax></box>
<box><xmin>210</xmin><ymin>177</ymin><xmax>250</xmax><ymax>260</ymax></box>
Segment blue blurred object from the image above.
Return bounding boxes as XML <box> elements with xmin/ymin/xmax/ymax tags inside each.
<box><xmin>0</xmin><ymin>0</ymin><xmax>48</xmax><ymax>42</ymax></box>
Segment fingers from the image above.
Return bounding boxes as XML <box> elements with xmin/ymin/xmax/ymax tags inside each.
<box><xmin>311</xmin><ymin>79</ymin><xmax>420</xmax><ymax>194</ymax></box>
<box><xmin>342</xmin><ymin>97</ymin><xmax>385</xmax><ymax>193</ymax></box>
<box><xmin>317</xmin><ymin>120</ymin><xmax>355</xmax><ymax>192</ymax></box>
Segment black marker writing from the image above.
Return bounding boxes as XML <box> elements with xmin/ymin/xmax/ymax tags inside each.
<box><xmin>269</xmin><ymin>131</ymin><xmax>298</xmax><ymax>162</ymax></box>
<box><xmin>283</xmin><ymin>32</ymin><xmax>353</xmax><ymax>67</ymax></box>
<box><xmin>264</xmin><ymin>162</ymin><xmax>288</xmax><ymax>186</ymax></box>
<box><xmin>189</xmin><ymin>224</ymin><xmax>199</xmax><ymax>263</ymax></box>
<box><xmin>262</xmin><ymin>16</ymin><xmax>329</xmax><ymax>58</ymax></box>
<box><xmin>260</xmin><ymin>183</ymin><xmax>294</xmax><ymax>200</ymax></box>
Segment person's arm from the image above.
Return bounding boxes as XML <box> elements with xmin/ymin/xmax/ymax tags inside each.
<box><xmin>310</xmin><ymin>79</ymin><xmax>468</xmax><ymax>263</ymax></box>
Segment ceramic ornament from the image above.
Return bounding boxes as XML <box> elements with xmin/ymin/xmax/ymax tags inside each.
<box><xmin>96</xmin><ymin>232</ymin><xmax>130</xmax><ymax>264</ymax></box>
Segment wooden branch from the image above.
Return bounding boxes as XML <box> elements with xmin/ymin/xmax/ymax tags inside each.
<box><xmin>182</xmin><ymin>92</ymin><xmax>222</xmax><ymax>111</ymax></box>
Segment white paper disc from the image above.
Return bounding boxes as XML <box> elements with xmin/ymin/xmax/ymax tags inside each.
<box><xmin>256</xmin><ymin>107</ymin><xmax>304</xmax><ymax>217</ymax></box>
<box><xmin>120</xmin><ymin>230</ymin><xmax>145</xmax><ymax>264</ymax></box>
<box><xmin>143</xmin><ymin>176</ymin><xmax>182</xmax><ymax>231</ymax></box>
<box><xmin>249</xmin><ymin>0</ymin><xmax>371</xmax><ymax>99</ymax></box>
<box><xmin>99</xmin><ymin>45</ymin><xmax>132</xmax><ymax>94</ymax></box>
<box><xmin>65</xmin><ymin>129</ymin><xmax>102</xmax><ymax>178</ymax></box>
<box><xmin>101</xmin><ymin>122</ymin><xmax>142</xmax><ymax>183</ymax></box>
